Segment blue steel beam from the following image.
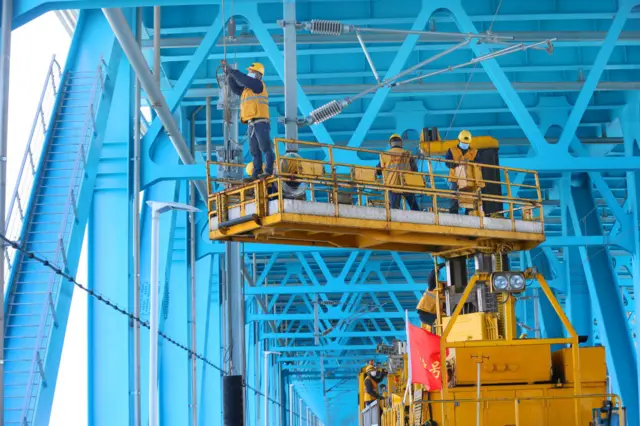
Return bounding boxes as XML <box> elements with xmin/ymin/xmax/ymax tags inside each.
<box><xmin>556</xmin><ymin>2</ymin><xmax>633</xmax><ymax>151</ymax></box>
<box><xmin>346</xmin><ymin>0</ymin><xmax>444</xmax><ymax>148</ymax></box>
<box><xmin>502</xmin><ymin>156</ymin><xmax>640</xmax><ymax>172</ymax></box>
<box><xmin>162</xmin><ymin>41</ymin><xmax>640</xmax><ymax>63</ymax></box>
<box><xmin>184</xmin><ymin>66</ymin><xmax>640</xmax><ymax>86</ymax></box>
<box><xmin>85</xmin><ymin>11</ymin><xmax>129</xmax><ymax>424</ymax></box>
<box><xmin>12</xmin><ymin>1</ymin><xmax>640</xmax><ymax>29</ymax></box>
<box><xmin>158</xmin><ymin>183</ymin><xmax>189</xmax><ymax>425</ymax></box>
<box><xmin>535</xmin><ymin>96</ymin><xmax>634</xmax><ymax>251</ymax></box>
<box><xmin>448</xmin><ymin>2</ymin><xmax>549</xmax><ymax>153</ymax></box>
<box><xmin>271</xmin><ymin>344</ymin><xmax>377</xmax><ymax>352</ymax></box>
<box><xmin>567</xmin><ymin>174</ymin><xmax>638</xmax><ymax>424</ymax></box>
<box><xmin>245</xmin><ymin>283</ymin><xmax>425</xmax><ymax>295</ymax></box>
<box><xmin>563</xmin><ymin>183</ymin><xmax>594</xmax><ymax>345</ymax></box>
<box><xmin>264</xmin><ymin>331</ymin><xmax>405</xmax><ymax>339</ymax></box>
<box><xmin>251</xmin><ymin>312</ymin><xmax>417</xmax><ymax>321</ymax></box>
<box><xmin>173</xmin><ymin>156</ymin><xmax>640</xmax><ymax>184</ymax></box>
<box><xmin>26</xmin><ymin>11</ymin><xmax>123</xmax><ymax>426</ymax></box>
<box><xmin>622</xmin><ymin>94</ymin><xmax>640</xmax><ymax>419</ymax></box>
<box><xmin>141</xmin><ymin>11</ymin><xmax>222</xmax><ymax>167</ymax></box>
<box><xmin>196</xmin><ymin>254</ymin><xmax>222</xmax><ymax>425</ymax></box>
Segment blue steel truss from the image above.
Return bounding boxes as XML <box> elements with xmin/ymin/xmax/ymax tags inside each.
<box><xmin>2</xmin><ymin>0</ymin><xmax>640</xmax><ymax>425</ymax></box>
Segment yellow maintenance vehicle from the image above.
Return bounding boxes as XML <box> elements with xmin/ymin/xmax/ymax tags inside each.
<box><xmin>207</xmin><ymin>135</ymin><xmax>622</xmax><ymax>425</ymax></box>
<box><xmin>356</xmin><ymin>263</ymin><xmax>624</xmax><ymax>426</ymax></box>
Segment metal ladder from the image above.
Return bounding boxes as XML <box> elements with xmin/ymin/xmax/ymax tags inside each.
<box><xmin>3</xmin><ymin>57</ymin><xmax>107</xmax><ymax>425</ymax></box>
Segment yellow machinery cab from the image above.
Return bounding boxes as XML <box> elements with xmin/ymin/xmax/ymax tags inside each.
<box><xmin>358</xmin><ymin>264</ymin><xmax>625</xmax><ymax>426</ymax></box>
<box><xmin>207</xmin><ymin>138</ymin><xmax>545</xmax><ymax>257</ymax></box>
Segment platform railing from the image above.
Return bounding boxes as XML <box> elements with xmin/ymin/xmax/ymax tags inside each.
<box><xmin>408</xmin><ymin>392</ymin><xmax>625</xmax><ymax>426</ymax></box>
<box><xmin>3</xmin><ymin>56</ymin><xmax>62</xmax><ymax>287</ymax></box>
<box><xmin>208</xmin><ymin>138</ymin><xmax>544</xmax><ymax>235</ymax></box>
<box><xmin>17</xmin><ymin>59</ymin><xmax>108</xmax><ymax>425</ymax></box>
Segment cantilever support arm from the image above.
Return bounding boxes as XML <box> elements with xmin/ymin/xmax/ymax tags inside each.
<box><xmin>102</xmin><ymin>8</ymin><xmax>207</xmax><ymax>199</ymax></box>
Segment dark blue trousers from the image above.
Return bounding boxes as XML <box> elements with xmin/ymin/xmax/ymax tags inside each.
<box><xmin>248</xmin><ymin>120</ymin><xmax>274</xmax><ymax>178</ymax></box>
<box><xmin>390</xmin><ymin>192</ymin><xmax>420</xmax><ymax>211</ymax></box>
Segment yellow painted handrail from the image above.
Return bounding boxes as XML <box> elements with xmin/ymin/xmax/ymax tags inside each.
<box><xmin>406</xmin><ymin>393</ymin><xmax>625</xmax><ymax>426</ymax></box>
<box><xmin>207</xmin><ymin>138</ymin><xmax>545</xmax><ymax>239</ymax></box>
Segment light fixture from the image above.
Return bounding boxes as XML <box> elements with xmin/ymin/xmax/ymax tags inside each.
<box><xmin>494</xmin><ymin>275</ymin><xmax>509</xmax><ymax>291</ymax></box>
<box><xmin>491</xmin><ymin>271</ymin><xmax>527</xmax><ymax>294</ymax></box>
<box><xmin>509</xmin><ymin>274</ymin><xmax>525</xmax><ymax>291</ymax></box>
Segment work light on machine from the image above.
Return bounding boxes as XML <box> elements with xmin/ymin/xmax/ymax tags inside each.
<box><xmin>490</xmin><ymin>272</ymin><xmax>526</xmax><ymax>293</ymax></box>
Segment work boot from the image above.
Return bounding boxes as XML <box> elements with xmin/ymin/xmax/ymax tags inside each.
<box><xmin>258</xmin><ymin>173</ymin><xmax>272</xmax><ymax>179</ymax></box>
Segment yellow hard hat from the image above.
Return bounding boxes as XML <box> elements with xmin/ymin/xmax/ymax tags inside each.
<box><xmin>248</xmin><ymin>62</ymin><xmax>265</xmax><ymax>76</ymax></box>
<box><xmin>458</xmin><ymin>130</ymin><xmax>472</xmax><ymax>143</ymax></box>
<box><xmin>365</xmin><ymin>365</ymin><xmax>375</xmax><ymax>373</ymax></box>
<box><xmin>389</xmin><ymin>133</ymin><xmax>403</xmax><ymax>142</ymax></box>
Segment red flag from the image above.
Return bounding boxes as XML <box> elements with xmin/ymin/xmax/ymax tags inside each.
<box><xmin>407</xmin><ymin>323</ymin><xmax>447</xmax><ymax>391</ymax></box>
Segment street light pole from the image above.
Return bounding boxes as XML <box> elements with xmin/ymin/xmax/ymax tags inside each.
<box><xmin>148</xmin><ymin>201</ymin><xmax>199</xmax><ymax>426</ymax></box>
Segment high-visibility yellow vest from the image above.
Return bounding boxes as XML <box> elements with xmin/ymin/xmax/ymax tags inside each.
<box><xmin>379</xmin><ymin>147</ymin><xmax>412</xmax><ymax>187</ymax></box>
<box><xmin>363</xmin><ymin>377</ymin><xmax>378</xmax><ymax>403</ymax></box>
<box><xmin>240</xmin><ymin>82</ymin><xmax>269</xmax><ymax>123</ymax></box>
<box><xmin>416</xmin><ymin>290</ymin><xmax>438</xmax><ymax>314</ymax></box>
<box><xmin>448</xmin><ymin>146</ymin><xmax>483</xmax><ymax>189</ymax></box>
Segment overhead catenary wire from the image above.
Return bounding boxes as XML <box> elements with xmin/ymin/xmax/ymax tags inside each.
<box><xmin>0</xmin><ymin>234</ymin><xmax>312</xmax><ymax>423</ymax></box>
<box><xmin>303</xmin><ymin>36</ymin><xmax>555</xmax><ymax>126</ymax></box>
<box><xmin>302</xmin><ymin>0</ymin><xmax>556</xmax><ymax>128</ymax></box>
<box><xmin>390</xmin><ymin>39</ymin><xmax>555</xmax><ymax>89</ymax></box>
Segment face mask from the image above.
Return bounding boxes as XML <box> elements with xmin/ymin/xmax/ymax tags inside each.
<box><xmin>459</xmin><ymin>142</ymin><xmax>470</xmax><ymax>150</ymax></box>
<box><xmin>370</xmin><ymin>371</ymin><xmax>377</xmax><ymax>377</ymax></box>
<box><xmin>248</xmin><ymin>72</ymin><xmax>257</xmax><ymax>79</ymax></box>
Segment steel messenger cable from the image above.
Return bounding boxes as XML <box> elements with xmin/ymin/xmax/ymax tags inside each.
<box><xmin>0</xmin><ymin>233</ymin><xmax>311</xmax><ymax>423</ymax></box>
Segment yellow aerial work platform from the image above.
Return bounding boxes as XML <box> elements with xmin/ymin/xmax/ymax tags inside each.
<box><xmin>207</xmin><ymin>139</ymin><xmax>545</xmax><ymax>256</ymax></box>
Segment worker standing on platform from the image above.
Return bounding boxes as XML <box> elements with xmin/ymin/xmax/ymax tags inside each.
<box><xmin>377</xmin><ymin>134</ymin><xmax>420</xmax><ymax>211</ymax></box>
<box><xmin>445</xmin><ymin>130</ymin><xmax>478</xmax><ymax>214</ymax></box>
<box><xmin>363</xmin><ymin>365</ymin><xmax>386</xmax><ymax>407</ymax></box>
<box><xmin>417</xmin><ymin>262</ymin><xmax>445</xmax><ymax>330</ymax></box>
<box><xmin>224</xmin><ymin>61</ymin><xmax>274</xmax><ymax>182</ymax></box>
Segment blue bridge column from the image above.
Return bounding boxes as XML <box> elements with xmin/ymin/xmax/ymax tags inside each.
<box><xmin>561</xmin><ymin>177</ymin><xmax>594</xmax><ymax>344</ymax></box>
<box><xmin>159</xmin><ymin>181</ymin><xmax>190</xmax><ymax>425</ymax></box>
<box><xmin>568</xmin><ymin>172</ymin><xmax>638</xmax><ymax>423</ymax></box>
<box><xmin>194</xmin><ymin>253</ymin><xmax>222</xmax><ymax>426</ymax></box>
<box><xmin>621</xmin><ymin>94</ymin><xmax>640</xmax><ymax>420</ymax></box>
<box><xmin>86</xmin><ymin>10</ymin><xmax>132</xmax><ymax>425</ymax></box>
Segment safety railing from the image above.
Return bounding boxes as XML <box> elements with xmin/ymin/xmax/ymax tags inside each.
<box><xmin>3</xmin><ymin>55</ymin><xmax>62</xmax><ymax>287</ymax></box>
<box><xmin>410</xmin><ymin>392</ymin><xmax>625</xmax><ymax>426</ymax></box>
<box><xmin>208</xmin><ymin>138</ymin><xmax>544</xmax><ymax>234</ymax></box>
<box><xmin>361</xmin><ymin>400</ymin><xmax>382</xmax><ymax>426</ymax></box>
<box><xmin>17</xmin><ymin>59</ymin><xmax>108</xmax><ymax>425</ymax></box>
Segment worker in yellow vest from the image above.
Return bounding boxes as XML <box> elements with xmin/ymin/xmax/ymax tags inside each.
<box><xmin>416</xmin><ymin>263</ymin><xmax>445</xmax><ymax>330</ymax></box>
<box><xmin>376</xmin><ymin>134</ymin><xmax>420</xmax><ymax>211</ymax></box>
<box><xmin>363</xmin><ymin>365</ymin><xmax>385</xmax><ymax>407</ymax></box>
<box><xmin>445</xmin><ymin>130</ymin><xmax>478</xmax><ymax>214</ymax></box>
<box><xmin>225</xmin><ymin>62</ymin><xmax>273</xmax><ymax>182</ymax></box>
